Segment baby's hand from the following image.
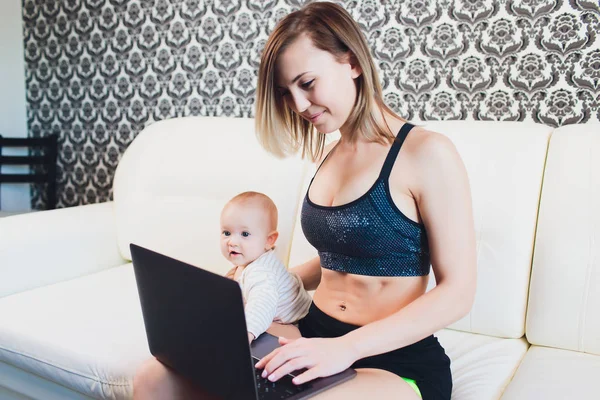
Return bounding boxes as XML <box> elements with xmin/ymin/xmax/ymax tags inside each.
<box><xmin>248</xmin><ymin>332</ymin><xmax>255</xmax><ymax>344</ymax></box>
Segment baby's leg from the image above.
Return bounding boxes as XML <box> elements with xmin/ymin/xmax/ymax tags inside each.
<box><xmin>267</xmin><ymin>321</ymin><xmax>302</xmax><ymax>339</ymax></box>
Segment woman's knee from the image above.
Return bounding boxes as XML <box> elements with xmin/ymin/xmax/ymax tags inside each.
<box><xmin>133</xmin><ymin>357</ymin><xmax>219</xmax><ymax>400</ymax></box>
<box><xmin>133</xmin><ymin>357</ymin><xmax>169</xmax><ymax>398</ymax></box>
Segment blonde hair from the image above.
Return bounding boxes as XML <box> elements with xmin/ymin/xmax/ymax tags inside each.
<box><xmin>225</xmin><ymin>191</ymin><xmax>278</xmax><ymax>232</ymax></box>
<box><xmin>256</xmin><ymin>1</ymin><xmax>404</xmax><ymax>162</ymax></box>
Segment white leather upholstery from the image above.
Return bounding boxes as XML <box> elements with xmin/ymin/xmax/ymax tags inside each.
<box><xmin>436</xmin><ymin>329</ymin><xmax>528</xmax><ymax>400</ymax></box>
<box><xmin>422</xmin><ymin>121</ymin><xmax>552</xmax><ymax>339</ymax></box>
<box><xmin>0</xmin><ymin>117</ymin><xmax>599</xmax><ymax>400</ymax></box>
<box><xmin>0</xmin><ymin>202</ymin><xmax>123</xmax><ymax>298</ymax></box>
<box><xmin>526</xmin><ymin>124</ymin><xmax>600</xmax><ymax>354</ymax></box>
<box><xmin>0</xmin><ymin>262</ymin><xmax>530</xmax><ymax>400</ymax></box>
<box><xmin>501</xmin><ymin>345</ymin><xmax>600</xmax><ymax>400</ymax></box>
<box><xmin>0</xmin><ymin>264</ymin><xmax>148</xmax><ymax>399</ymax></box>
<box><xmin>0</xmin><ymin>360</ymin><xmax>94</xmax><ymax>400</ymax></box>
<box><xmin>113</xmin><ymin>116</ymin><xmax>311</xmax><ymax>276</ymax></box>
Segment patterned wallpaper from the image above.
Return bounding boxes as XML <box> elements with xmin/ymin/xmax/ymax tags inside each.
<box><xmin>22</xmin><ymin>0</ymin><xmax>600</xmax><ymax>209</ymax></box>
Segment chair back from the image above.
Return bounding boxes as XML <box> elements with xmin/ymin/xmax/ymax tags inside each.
<box><xmin>0</xmin><ymin>134</ymin><xmax>58</xmax><ymax>209</ymax></box>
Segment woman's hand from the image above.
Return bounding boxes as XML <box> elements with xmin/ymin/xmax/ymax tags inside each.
<box><xmin>254</xmin><ymin>336</ymin><xmax>357</xmax><ymax>385</ymax></box>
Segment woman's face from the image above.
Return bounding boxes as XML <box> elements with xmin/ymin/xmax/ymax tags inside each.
<box><xmin>275</xmin><ymin>34</ymin><xmax>361</xmax><ymax>134</ymax></box>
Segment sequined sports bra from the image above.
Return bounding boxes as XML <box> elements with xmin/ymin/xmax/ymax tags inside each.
<box><xmin>300</xmin><ymin>123</ymin><xmax>430</xmax><ymax>277</ymax></box>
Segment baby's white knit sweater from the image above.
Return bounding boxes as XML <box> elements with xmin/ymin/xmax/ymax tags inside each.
<box><xmin>233</xmin><ymin>250</ymin><xmax>312</xmax><ymax>339</ymax></box>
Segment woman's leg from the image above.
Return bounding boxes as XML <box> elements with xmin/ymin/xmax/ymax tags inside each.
<box><xmin>133</xmin><ymin>323</ymin><xmax>420</xmax><ymax>400</ymax></box>
<box><xmin>314</xmin><ymin>368</ymin><xmax>421</xmax><ymax>400</ymax></box>
<box><xmin>133</xmin><ymin>357</ymin><xmax>220</xmax><ymax>400</ymax></box>
<box><xmin>133</xmin><ymin>358</ymin><xmax>420</xmax><ymax>400</ymax></box>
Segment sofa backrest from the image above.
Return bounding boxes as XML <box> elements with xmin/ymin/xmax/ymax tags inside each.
<box><xmin>289</xmin><ymin>121</ymin><xmax>553</xmax><ymax>339</ymax></box>
<box><xmin>113</xmin><ymin>117</ymin><xmax>310</xmax><ymax>276</ymax></box>
<box><xmin>288</xmin><ymin>162</ymin><xmax>317</xmax><ymax>269</ymax></box>
<box><xmin>424</xmin><ymin>121</ymin><xmax>552</xmax><ymax>338</ymax></box>
<box><xmin>526</xmin><ymin>123</ymin><xmax>600</xmax><ymax>355</ymax></box>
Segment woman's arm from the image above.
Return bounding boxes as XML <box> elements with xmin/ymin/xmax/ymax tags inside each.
<box><xmin>341</xmin><ymin>131</ymin><xmax>477</xmax><ymax>358</ymax></box>
<box><xmin>291</xmin><ymin>256</ymin><xmax>321</xmax><ymax>291</ymax></box>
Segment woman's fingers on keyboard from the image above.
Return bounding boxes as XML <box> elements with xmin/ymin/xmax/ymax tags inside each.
<box><xmin>262</xmin><ymin>340</ymin><xmax>309</xmax><ymax>379</ymax></box>
<box><xmin>254</xmin><ymin>341</ymin><xmax>285</xmax><ymax>369</ymax></box>
<box><xmin>266</xmin><ymin>356</ymin><xmax>312</xmax><ymax>382</ymax></box>
<box><xmin>291</xmin><ymin>366</ymin><xmax>322</xmax><ymax>385</ymax></box>
<box><xmin>278</xmin><ymin>336</ymin><xmax>294</xmax><ymax>345</ymax></box>
<box><xmin>255</xmin><ymin>336</ymin><xmax>295</xmax><ymax>370</ymax></box>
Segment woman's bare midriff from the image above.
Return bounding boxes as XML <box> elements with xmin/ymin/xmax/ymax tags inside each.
<box><xmin>311</xmin><ymin>269</ymin><xmax>429</xmax><ymax>326</ymax></box>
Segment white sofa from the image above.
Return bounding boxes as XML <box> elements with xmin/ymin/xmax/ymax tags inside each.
<box><xmin>0</xmin><ymin>117</ymin><xmax>598</xmax><ymax>400</ymax></box>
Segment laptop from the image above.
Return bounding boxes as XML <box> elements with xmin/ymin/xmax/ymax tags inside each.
<box><xmin>130</xmin><ymin>243</ymin><xmax>356</xmax><ymax>399</ymax></box>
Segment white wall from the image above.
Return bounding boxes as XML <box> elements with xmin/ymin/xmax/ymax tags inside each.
<box><xmin>0</xmin><ymin>0</ymin><xmax>29</xmax><ymax>211</ymax></box>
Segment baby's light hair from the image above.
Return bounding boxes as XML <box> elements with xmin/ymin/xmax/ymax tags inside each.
<box><xmin>225</xmin><ymin>191</ymin><xmax>278</xmax><ymax>232</ymax></box>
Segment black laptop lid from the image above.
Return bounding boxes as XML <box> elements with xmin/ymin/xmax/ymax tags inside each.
<box><xmin>130</xmin><ymin>243</ymin><xmax>257</xmax><ymax>399</ymax></box>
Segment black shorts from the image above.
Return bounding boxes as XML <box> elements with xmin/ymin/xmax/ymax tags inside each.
<box><xmin>298</xmin><ymin>302</ymin><xmax>452</xmax><ymax>400</ymax></box>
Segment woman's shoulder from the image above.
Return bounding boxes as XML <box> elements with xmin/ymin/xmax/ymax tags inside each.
<box><xmin>402</xmin><ymin>125</ymin><xmax>468</xmax><ymax>196</ymax></box>
<box><xmin>404</xmin><ymin>126</ymin><xmax>461</xmax><ymax>169</ymax></box>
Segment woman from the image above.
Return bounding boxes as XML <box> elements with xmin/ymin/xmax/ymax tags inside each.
<box><xmin>134</xmin><ymin>2</ymin><xmax>476</xmax><ymax>399</ymax></box>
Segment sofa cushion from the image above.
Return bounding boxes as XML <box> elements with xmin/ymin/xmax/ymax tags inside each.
<box><xmin>0</xmin><ymin>264</ymin><xmax>148</xmax><ymax>399</ymax></box>
<box><xmin>421</xmin><ymin>121</ymin><xmax>552</xmax><ymax>338</ymax></box>
<box><xmin>526</xmin><ymin>124</ymin><xmax>600</xmax><ymax>354</ymax></box>
<box><xmin>112</xmin><ymin>116</ymin><xmax>311</xmax><ymax>276</ymax></box>
<box><xmin>0</xmin><ymin>258</ymin><xmax>529</xmax><ymax>400</ymax></box>
<box><xmin>500</xmin><ymin>345</ymin><xmax>600</xmax><ymax>399</ymax></box>
<box><xmin>0</xmin><ymin>359</ymin><xmax>94</xmax><ymax>400</ymax></box>
<box><xmin>0</xmin><ymin>202</ymin><xmax>123</xmax><ymax>299</ymax></box>
<box><xmin>436</xmin><ymin>329</ymin><xmax>528</xmax><ymax>400</ymax></box>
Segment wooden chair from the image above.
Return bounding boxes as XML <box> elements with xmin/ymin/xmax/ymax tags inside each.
<box><xmin>0</xmin><ymin>134</ymin><xmax>59</xmax><ymax>210</ymax></box>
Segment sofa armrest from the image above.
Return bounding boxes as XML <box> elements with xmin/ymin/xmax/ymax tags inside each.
<box><xmin>0</xmin><ymin>202</ymin><xmax>124</xmax><ymax>298</ymax></box>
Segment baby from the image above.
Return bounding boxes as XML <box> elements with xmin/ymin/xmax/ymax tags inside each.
<box><xmin>221</xmin><ymin>191</ymin><xmax>312</xmax><ymax>343</ymax></box>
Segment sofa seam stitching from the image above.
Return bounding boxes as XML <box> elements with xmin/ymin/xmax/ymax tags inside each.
<box><xmin>578</xmin><ymin>141</ymin><xmax>595</xmax><ymax>352</ymax></box>
<box><xmin>0</xmin><ymin>346</ymin><xmax>130</xmax><ymax>387</ymax></box>
<box><xmin>524</xmin><ymin>131</ymin><xmax>552</xmax><ymax>343</ymax></box>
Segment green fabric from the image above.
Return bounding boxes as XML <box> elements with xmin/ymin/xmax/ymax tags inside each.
<box><xmin>402</xmin><ymin>377</ymin><xmax>422</xmax><ymax>398</ymax></box>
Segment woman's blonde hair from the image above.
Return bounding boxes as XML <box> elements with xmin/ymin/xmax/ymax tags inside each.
<box><xmin>255</xmin><ymin>1</ymin><xmax>403</xmax><ymax>161</ymax></box>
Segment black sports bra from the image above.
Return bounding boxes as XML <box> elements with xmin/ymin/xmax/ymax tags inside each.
<box><xmin>300</xmin><ymin>123</ymin><xmax>430</xmax><ymax>277</ymax></box>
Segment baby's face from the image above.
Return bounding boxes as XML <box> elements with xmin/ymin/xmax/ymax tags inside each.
<box><xmin>220</xmin><ymin>203</ymin><xmax>273</xmax><ymax>267</ymax></box>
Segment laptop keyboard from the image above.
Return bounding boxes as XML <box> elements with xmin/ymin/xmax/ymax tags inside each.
<box><xmin>254</xmin><ymin>366</ymin><xmax>310</xmax><ymax>400</ymax></box>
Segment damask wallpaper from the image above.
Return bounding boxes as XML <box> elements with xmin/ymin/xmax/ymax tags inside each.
<box><xmin>22</xmin><ymin>0</ymin><xmax>600</xmax><ymax>208</ymax></box>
